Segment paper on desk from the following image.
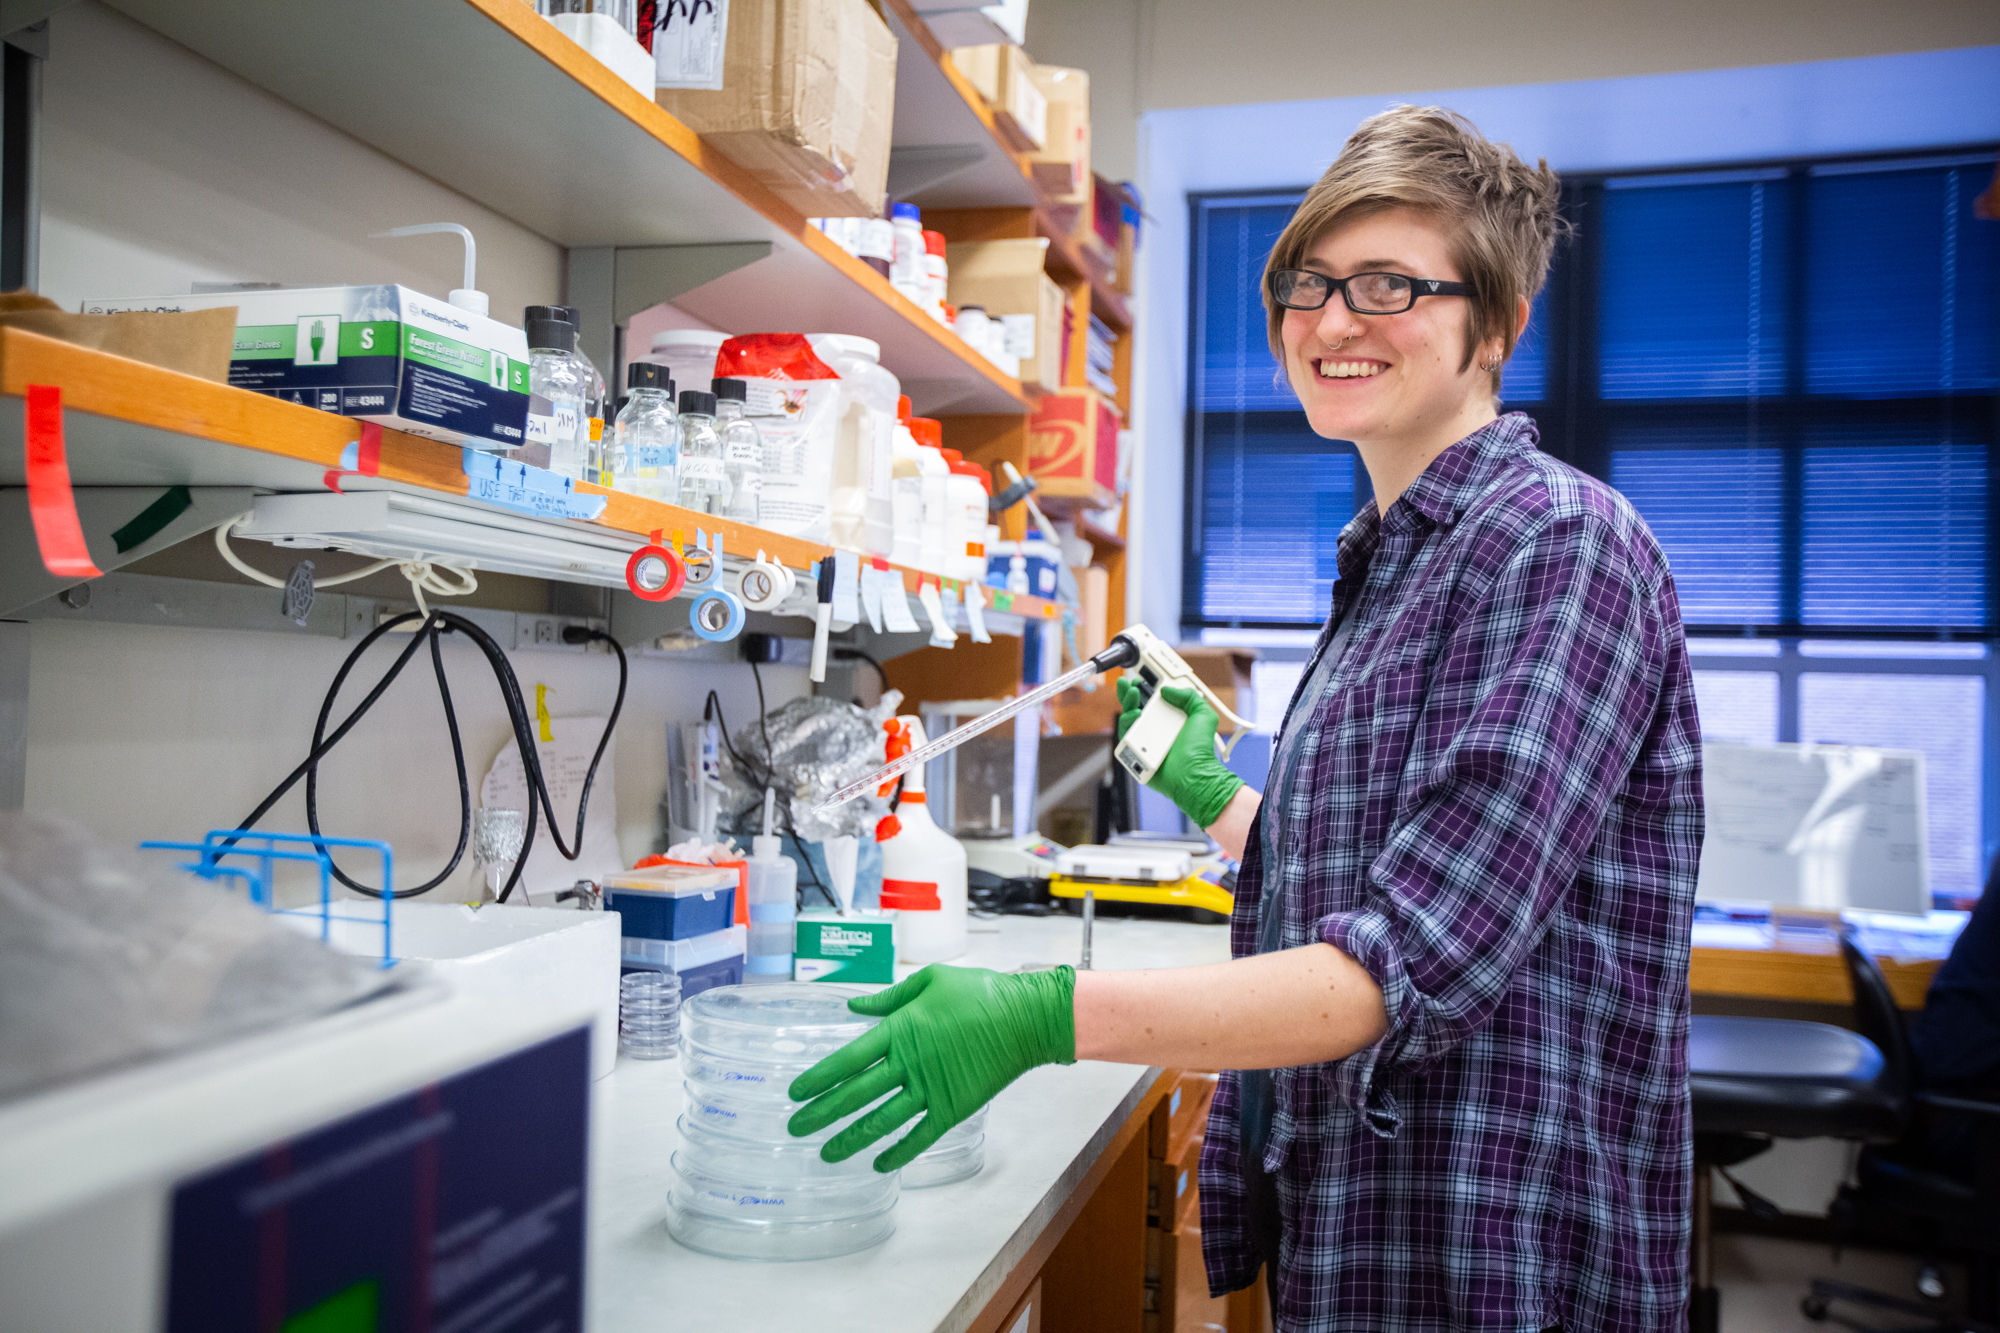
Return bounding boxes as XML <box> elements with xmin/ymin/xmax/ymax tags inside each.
<box><xmin>480</xmin><ymin>715</ymin><xmax>623</xmax><ymax>906</ymax></box>
<box><xmin>877</xmin><ymin>569</ymin><xmax>921</xmax><ymax>633</ymax></box>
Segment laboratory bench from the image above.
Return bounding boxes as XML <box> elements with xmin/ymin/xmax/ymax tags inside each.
<box><xmin>586</xmin><ymin>914</ymin><xmax>1233</xmax><ymax>1333</ymax></box>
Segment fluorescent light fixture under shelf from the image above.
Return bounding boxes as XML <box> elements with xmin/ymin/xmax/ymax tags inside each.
<box><xmin>234</xmin><ymin>489</ymin><xmax>647</xmax><ymax>589</ymax></box>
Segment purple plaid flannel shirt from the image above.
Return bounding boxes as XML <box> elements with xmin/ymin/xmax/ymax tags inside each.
<box><xmin>1198</xmin><ymin>415</ymin><xmax>1703</xmax><ymax>1333</ymax></box>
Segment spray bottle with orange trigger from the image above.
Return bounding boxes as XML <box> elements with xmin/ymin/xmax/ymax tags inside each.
<box><xmin>873</xmin><ymin>716</ymin><xmax>968</xmax><ymax>964</ymax></box>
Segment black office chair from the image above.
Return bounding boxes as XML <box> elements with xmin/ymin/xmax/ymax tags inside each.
<box><xmin>1799</xmin><ymin>939</ymin><xmax>2000</xmax><ymax>1333</ymax></box>
<box><xmin>1687</xmin><ymin>934</ymin><xmax>1909</xmax><ymax>1333</ymax></box>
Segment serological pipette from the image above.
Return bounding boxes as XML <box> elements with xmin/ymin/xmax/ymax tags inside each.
<box><xmin>813</xmin><ymin>625</ymin><xmax>1262</xmax><ymax>815</ymax></box>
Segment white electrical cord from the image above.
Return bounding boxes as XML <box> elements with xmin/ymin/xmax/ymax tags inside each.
<box><xmin>214</xmin><ymin>512</ymin><xmax>479</xmax><ymax>617</ymax></box>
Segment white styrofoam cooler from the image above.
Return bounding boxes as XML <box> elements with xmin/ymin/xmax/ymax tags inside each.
<box><xmin>311</xmin><ymin>902</ymin><xmax>621</xmax><ymax>1079</ymax></box>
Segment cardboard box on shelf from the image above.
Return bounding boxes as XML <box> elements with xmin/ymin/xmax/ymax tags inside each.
<box><xmin>944</xmin><ymin>237</ymin><xmax>1066</xmax><ymax>389</ymax></box>
<box><xmin>1027</xmin><ymin>386</ymin><xmax>1118</xmax><ymax>496</ymax></box>
<box><xmin>1026</xmin><ymin>64</ymin><xmax>1089</xmax><ymax>202</ymax></box>
<box><xmin>1172</xmin><ymin>645</ymin><xmax>1258</xmax><ymax>719</ymax></box>
<box><xmin>946</xmin><ymin>43</ymin><xmax>1044</xmax><ymax>149</ymax></box>
<box><xmin>654</xmin><ymin>0</ymin><xmax>897</xmax><ymax>219</ymax></box>
<box><xmin>1074</xmin><ymin>563</ymin><xmax>1109</xmax><ymax>660</ymax></box>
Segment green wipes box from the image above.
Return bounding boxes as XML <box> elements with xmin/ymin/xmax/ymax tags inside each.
<box><xmin>83</xmin><ymin>286</ymin><xmax>531</xmax><ymax>449</ymax></box>
<box><xmin>794</xmin><ymin>911</ymin><xmax>895</xmax><ymax>983</ymax></box>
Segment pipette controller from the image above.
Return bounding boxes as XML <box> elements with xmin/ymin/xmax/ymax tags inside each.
<box><xmin>814</xmin><ymin>624</ymin><xmax>1256</xmax><ymax>814</ymax></box>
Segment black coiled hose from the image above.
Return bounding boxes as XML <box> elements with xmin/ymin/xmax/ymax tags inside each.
<box><xmin>230</xmin><ymin>609</ymin><xmax>626</xmax><ymax>900</ymax></box>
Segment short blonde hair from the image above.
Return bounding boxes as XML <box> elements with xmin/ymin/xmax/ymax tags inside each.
<box><xmin>1265</xmin><ymin>106</ymin><xmax>1565</xmax><ymax>396</ymax></box>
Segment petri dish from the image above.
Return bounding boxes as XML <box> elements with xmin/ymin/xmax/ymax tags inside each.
<box><xmin>679</xmin><ymin>983</ymin><xmax>877</xmax><ymax>1068</ymax></box>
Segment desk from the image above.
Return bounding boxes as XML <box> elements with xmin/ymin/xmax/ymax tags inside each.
<box><xmin>1689</xmin><ymin>916</ymin><xmax>1963</xmax><ymax>1010</ymax></box>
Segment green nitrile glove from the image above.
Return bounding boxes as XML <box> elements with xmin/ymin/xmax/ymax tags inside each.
<box><xmin>1114</xmin><ymin>680</ymin><xmax>1244</xmax><ymax>829</ymax></box>
<box><xmin>787</xmin><ymin>964</ymin><xmax>1076</xmax><ymax>1172</ymax></box>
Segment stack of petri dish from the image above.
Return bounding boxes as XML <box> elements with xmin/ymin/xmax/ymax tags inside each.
<box><xmin>668</xmin><ymin>984</ymin><xmax>899</xmax><ymax>1260</ymax></box>
<box><xmin>619</xmin><ymin>970</ymin><xmax>681</xmax><ymax>1060</ymax></box>
<box><xmin>903</xmin><ymin>1104</ymin><xmax>987</xmax><ymax>1188</ymax></box>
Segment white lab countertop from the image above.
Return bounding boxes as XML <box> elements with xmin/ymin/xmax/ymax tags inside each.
<box><xmin>586</xmin><ymin>912</ymin><xmax>1231</xmax><ymax>1332</ymax></box>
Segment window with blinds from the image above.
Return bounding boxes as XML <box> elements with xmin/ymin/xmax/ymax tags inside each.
<box><xmin>1186</xmin><ymin>149</ymin><xmax>1999</xmax><ymax>896</ymax></box>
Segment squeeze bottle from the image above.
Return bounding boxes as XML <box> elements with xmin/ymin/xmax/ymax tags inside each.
<box><xmin>745</xmin><ymin>789</ymin><xmax>798</xmax><ymax>979</ymax></box>
<box><xmin>875</xmin><ymin>717</ymin><xmax>968</xmax><ymax>964</ymax></box>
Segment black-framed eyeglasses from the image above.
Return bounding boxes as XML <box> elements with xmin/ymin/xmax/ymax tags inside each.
<box><xmin>1269</xmin><ymin>269</ymin><xmax>1473</xmax><ymax>315</ymax></box>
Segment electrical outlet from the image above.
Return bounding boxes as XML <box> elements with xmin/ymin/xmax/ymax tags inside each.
<box><xmin>533</xmin><ymin>619</ymin><xmax>557</xmax><ymax>645</ymax></box>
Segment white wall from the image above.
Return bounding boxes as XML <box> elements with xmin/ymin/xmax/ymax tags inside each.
<box><xmin>22</xmin><ymin>2</ymin><xmax>812</xmax><ymax>867</ymax></box>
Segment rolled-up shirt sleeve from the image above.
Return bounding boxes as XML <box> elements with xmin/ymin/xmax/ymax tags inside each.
<box><xmin>1316</xmin><ymin>510</ymin><xmax>1665</xmax><ymax>1131</ymax></box>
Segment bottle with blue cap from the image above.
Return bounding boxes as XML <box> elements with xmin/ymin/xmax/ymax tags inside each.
<box><xmin>889</xmin><ymin>202</ymin><xmax>926</xmax><ymax>304</ymax></box>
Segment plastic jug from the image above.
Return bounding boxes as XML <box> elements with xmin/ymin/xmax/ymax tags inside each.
<box><xmin>875</xmin><ymin>717</ymin><xmax>967</xmax><ymax>964</ymax></box>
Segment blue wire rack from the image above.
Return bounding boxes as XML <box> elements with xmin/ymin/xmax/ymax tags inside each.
<box><xmin>139</xmin><ymin>829</ymin><xmax>399</xmax><ymax>969</ymax></box>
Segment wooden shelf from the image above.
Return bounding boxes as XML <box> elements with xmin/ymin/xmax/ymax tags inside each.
<box><xmin>1029</xmin><ymin>476</ymin><xmax>1119</xmax><ymax>516</ymax></box>
<box><xmin>875</xmin><ymin>0</ymin><xmax>1132</xmax><ymax>333</ymax></box>
<box><xmin>99</xmin><ymin>0</ymin><xmax>1028</xmax><ymax>417</ymax></box>
<box><xmin>1078</xmin><ymin>516</ymin><xmax>1126</xmax><ymax>552</ymax></box>
<box><xmin>0</xmin><ymin>329</ymin><xmax>1065</xmax><ymax>618</ymax></box>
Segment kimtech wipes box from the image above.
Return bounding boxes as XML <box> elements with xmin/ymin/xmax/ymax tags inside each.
<box><xmin>83</xmin><ymin>286</ymin><xmax>532</xmax><ymax>449</ymax></box>
<box><xmin>794</xmin><ymin>911</ymin><xmax>895</xmax><ymax>983</ymax></box>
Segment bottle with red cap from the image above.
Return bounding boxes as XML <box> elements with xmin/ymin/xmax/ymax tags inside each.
<box><xmin>875</xmin><ymin>716</ymin><xmax>967</xmax><ymax>965</ymax></box>
<box><xmin>921</xmin><ymin>230</ymin><xmax>949</xmax><ymax>324</ymax></box>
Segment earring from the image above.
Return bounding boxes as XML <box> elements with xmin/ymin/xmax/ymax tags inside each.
<box><xmin>1480</xmin><ymin>356</ymin><xmax>1500</xmax><ymax>371</ymax></box>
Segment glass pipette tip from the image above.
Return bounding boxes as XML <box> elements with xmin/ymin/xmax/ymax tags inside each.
<box><xmin>815</xmin><ymin>638</ymin><xmax>1139</xmax><ymax>814</ymax></box>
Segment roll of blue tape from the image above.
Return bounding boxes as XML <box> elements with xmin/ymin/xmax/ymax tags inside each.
<box><xmin>689</xmin><ymin>588</ymin><xmax>746</xmax><ymax>641</ymax></box>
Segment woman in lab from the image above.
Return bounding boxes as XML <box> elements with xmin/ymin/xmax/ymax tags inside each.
<box><xmin>789</xmin><ymin>106</ymin><xmax>1701</xmax><ymax>1333</ymax></box>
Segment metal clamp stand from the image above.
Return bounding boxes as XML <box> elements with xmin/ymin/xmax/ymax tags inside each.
<box><xmin>1080</xmin><ymin>888</ymin><xmax>1095</xmax><ymax>970</ymax></box>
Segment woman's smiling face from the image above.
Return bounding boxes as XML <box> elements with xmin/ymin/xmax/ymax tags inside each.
<box><xmin>1280</xmin><ymin>207</ymin><xmax>1501</xmax><ymax>450</ymax></box>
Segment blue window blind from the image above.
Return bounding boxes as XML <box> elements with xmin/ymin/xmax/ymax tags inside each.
<box><xmin>1190</xmin><ymin>192</ymin><xmax>1362</xmax><ymax>626</ymax></box>
<box><xmin>1600</xmin><ymin>172</ymin><xmax>1793</xmax><ymax>400</ymax></box>
<box><xmin>1806</xmin><ymin>159</ymin><xmax>2000</xmax><ymax>397</ymax></box>
<box><xmin>1194</xmin><ymin>196</ymin><xmax>1299</xmax><ymax>413</ymax></box>
<box><xmin>1200</xmin><ymin>428</ymin><xmax>1357</xmax><ymax>622</ymax></box>
<box><xmin>1800</xmin><ymin>430</ymin><xmax>1988</xmax><ymax>627</ymax></box>
<box><xmin>1610</xmin><ymin>437</ymin><xmax>1784</xmax><ymax>623</ymax></box>
<box><xmin>1501</xmin><ymin>289</ymin><xmax>1551</xmax><ymax>404</ymax></box>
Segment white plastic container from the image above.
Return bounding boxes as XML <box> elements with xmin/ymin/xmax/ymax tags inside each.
<box><xmin>941</xmin><ymin>451</ymin><xmax>991</xmax><ymax>584</ymax></box>
<box><xmin>877</xmin><ymin>717</ymin><xmax>968</xmax><ymax>964</ymax></box>
<box><xmin>910</xmin><ymin>416</ymin><xmax>950</xmax><ymax>576</ymax></box>
<box><xmin>890</xmin><ymin>397</ymin><xmax>924</xmax><ymax>569</ymax></box>
<box><xmin>808</xmin><ymin>334</ymin><xmax>899</xmax><ymax>558</ymax></box>
<box><xmin>647</xmin><ymin>329</ymin><xmax>729</xmax><ymax>399</ymax></box>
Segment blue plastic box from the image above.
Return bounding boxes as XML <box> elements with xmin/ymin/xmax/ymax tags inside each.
<box><xmin>603</xmin><ymin>865</ymin><xmax>737</xmax><ymax>940</ymax></box>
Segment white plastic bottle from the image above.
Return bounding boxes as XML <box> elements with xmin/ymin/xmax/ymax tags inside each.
<box><xmin>890</xmin><ymin>394</ymin><xmax>924</xmax><ymax>568</ymax></box>
<box><xmin>745</xmin><ymin>790</ymin><xmax>798</xmax><ymax>982</ymax></box>
<box><xmin>714</xmin><ymin>377</ymin><xmax>763</xmax><ymax>524</ymax></box>
<box><xmin>676</xmin><ymin>390</ymin><xmax>727</xmax><ymax>513</ymax></box>
<box><xmin>808</xmin><ymin>334</ymin><xmax>899</xmax><ymax>558</ymax></box>
<box><xmin>889</xmin><ymin>203</ymin><xmax>925</xmax><ymax>303</ymax></box>
<box><xmin>910</xmin><ymin>416</ymin><xmax>950</xmax><ymax>576</ymax></box>
<box><xmin>646</xmin><ymin>329</ymin><xmax>729</xmax><ymax>402</ymax></box>
<box><xmin>612</xmin><ymin>362</ymin><xmax>679</xmax><ymax>502</ymax></box>
<box><xmin>941</xmin><ymin>450</ymin><xmax>991</xmax><ymax>583</ymax></box>
<box><xmin>876</xmin><ymin>718</ymin><xmax>967</xmax><ymax>964</ymax></box>
<box><xmin>526</xmin><ymin>312</ymin><xmax>588</xmax><ymax>478</ymax></box>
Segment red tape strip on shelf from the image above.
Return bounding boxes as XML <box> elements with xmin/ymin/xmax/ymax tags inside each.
<box><xmin>24</xmin><ymin>384</ymin><xmax>102</xmax><ymax>579</ymax></box>
<box><xmin>323</xmin><ymin>421</ymin><xmax>384</xmax><ymax>493</ymax></box>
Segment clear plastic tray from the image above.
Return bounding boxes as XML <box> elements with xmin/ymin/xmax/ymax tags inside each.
<box><xmin>679</xmin><ymin>983</ymin><xmax>876</xmax><ymax>1067</ymax></box>
<box><xmin>665</xmin><ymin>1193</ymin><xmax>896</xmax><ymax>1262</ymax></box>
